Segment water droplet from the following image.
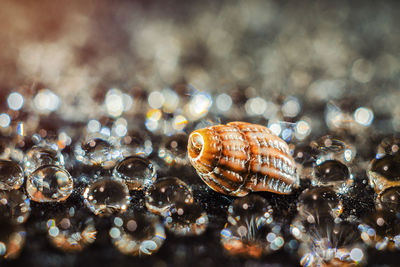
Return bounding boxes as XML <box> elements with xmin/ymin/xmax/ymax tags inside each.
<box><xmin>120</xmin><ymin>130</ymin><xmax>153</xmax><ymax>157</ymax></box>
<box><xmin>310</xmin><ymin>136</ymin><xmax>356</xmax><ymax>164</ymax></box>
<box><xmin>0</xmin><ymin>160</ymin><xmax>24</xmax><ymax>190</ymax></box>
<box><xmin>221</xmin><ymin>195</ymin><xmax>283</xmax><ymax>258</ymax></box>
<box><xmin>26</xmin><ymin>165</ymin><xmax>73</xmax><ymax>202</ymax></box>
<box><xmin>367</xmin><ymin>154</ymin><xmax>400</xmax><ymax>194</ymax></box>
<box><xmin>377</xmin><ymin>186</ymin><xmax>400</xmax><ymax>213</ymax></box>
<box><xmin>24</xmin><ymin>146</ymin><xmax>64</xmax><ymax>175</ymax></box>
<box><xmin>75</xmin><ymin>136</ymin><xmax>122</xmax><ymax>168</ymax></box>
<box><xmin>358</xmin><ymin>209</ymin><xmax>400</xmax><ymax>251</ymax></box>
<box><xmin>113</xmin><ymin>156</ymin><xmax>156</xmax><ymax>190</ymax></box>
<box><xmin>110</xmin><ymin>210</ymin><xmax>166</xmax><ymax>256</ymax></box>
<box><xmin>312</xmin><ymin>160</ymin><xmax>353</xmax><ymax>194</ymax></box>
<box><xmin>292</xmin><ymin>144</ymin><xmax>318</xmax><ymax>166</ymax></box>
<box><xmin>376</xmin><ymin>137</ymin><xmax>400</xmax><ymax>159</ymax></box>
<box><xmin>83</xmin><ymin>178</ymin><xmax>130</xmax><ymax>216</ymax></box>
<box><xmin>145</xmin><ymin>177</ymin><xmax>194</xmax><ymax>216</ymax></box>
<box><xmin>164</xmin><ymin>202</ymin><xmax>208</xmax><ymax>236</ymax></box>
<box><xmin>0</xmin><ymin>190</ymin><xmax>30</xmax><ymax>224</ymax></box>
<box><xmin>297</xmin><ymin>187</ymin><xmax>343</xmax><ymax>222</ymax></box>
<box><xmin>46</xmin><ymin>206</ymin><xmax>97</xmax><ymax>252</ymax></box>
<box><xmin>158</xmin><ymin>133</ymin><xmax>188</xmax><ymax>166</ymax></box>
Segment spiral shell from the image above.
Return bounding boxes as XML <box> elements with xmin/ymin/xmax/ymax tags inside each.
<box><xmin>188</xmin><ymin>122</ymin><xmax>298</xmax><ymax>196</ymax></box>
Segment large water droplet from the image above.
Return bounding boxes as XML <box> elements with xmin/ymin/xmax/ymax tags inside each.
<box><xmin>26</xmin><ymin>165</ymin><xmax>73</xmax><ymax>202</ymax></box>
<box><xmin>367</xmin><ymin>154</ymin><xmax>400</xmax><ymax>194</ymax></box>
<box><xmin>297</xmin><ymin>187</ymin><xmax>343</xmax><ymax>223</ymax></box>
<box><xmin>83</xmin><ymin>178</ymin><xmax>130</xmax><ymax>216</ymax></box>
<box><xmin>312</xmin><ymin>160</ymin><xmax>353</xmax><ymax>194</ymax></box>
<box><xmin>377</xmin><ymin>186</ymin><xmax>400</xmax><ymax>213</ymax></box>
<box><xmin>75</xmin><ymin>136</ymin><xmax>122</xmax><ymax>168</ymax></box>
<box><xmin>145</xmin><ymin>177</ymin><xmax>194</xmax><ymax>216</ymax></box>
<box><xmin>113</xmin><ymin>156</ymin><xmax>156</xmax><ymax>190</ymax></box>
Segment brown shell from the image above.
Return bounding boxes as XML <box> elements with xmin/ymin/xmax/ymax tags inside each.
<box><xmin>187</xmin><ymin>121</ymin><xmax>298</xmax><ymax>196</ymax></box>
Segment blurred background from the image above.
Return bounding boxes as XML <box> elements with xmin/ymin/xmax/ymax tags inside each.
<box><xmin>0</xmin><ymin>0</ymin><xmax>400</xmax><ymax>266</ymax></box>
<box><xmin>0</xmin><ymin>0</ymin><xmax>399</xmax><ymax>130</ymax></box>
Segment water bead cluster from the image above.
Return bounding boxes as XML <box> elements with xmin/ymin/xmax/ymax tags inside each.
<box><xmin>0</xmin><ymin>86</ymin><xmax>396</xmax><ymax>266</ymax></box>
<box><xmin>0</xmin><ymin>123</ymin><xmax>210</xmax><ymax>258</ymax></box>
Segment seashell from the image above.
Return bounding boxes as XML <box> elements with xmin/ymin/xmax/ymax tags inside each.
<box><xmin>187</xmin><ymin>121</ymin><xmax>298</xmax><ymax>196</ymax></box>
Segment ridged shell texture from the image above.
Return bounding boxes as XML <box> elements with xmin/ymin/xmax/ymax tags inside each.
<box><xmin>188</xmin><ymin>122</ymin><xmax>298</xmax><ymax>196</ymax></box>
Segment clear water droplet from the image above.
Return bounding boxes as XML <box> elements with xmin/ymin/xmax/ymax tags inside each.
<box><xmin>297</xmin><ymin>187</ymin><xmax>343</xmax><ymax>222</ymax></box>
<box><xmin>158</xmin><ymin>133</ymin><xmax>188</xmax><ymax>166</ymax></box>
<box><xmin>110</xmin><ymin>210</ymin><xmax>166</xmax><ymax>256</ymax></box>
<box><xmin>0</xmin><ymin>160</ymin><xmax>24</xmax><ymax>190</ymax></box>
<box><xmin>113</xmin><ymin>156</ymin><xmax>156</xmax><ymax>190</ymax></box>
<box><xmin>26</xmin><ymin>165</ymin><xmax>73</xmax><ymax>202</ymax></box>
<box><xmin>46</xmin><ymin>206</ymin><xmax>97</xmax><ymax>252</ymax></box>
<box><xmin>24</xmin><ymin>146</ymin><xmax>64</xmax><ymax>175</ymax></box>
<box><xmin>164</xmin><ymin>202</ymin><xmax>208</xmax><ymax>236</ymax></box>
<box><xmin>367</xmin><ymin>154</ymin><xmax>400</xmax><ymax>194</ymax></box>
<box><xmin>377</xmin><ymin>186</ymin><xmax>400</xmax><ymax>213</ymax></box>
<box><xmin>312</xmin><ymin>160</ymin><xmax>353</xmax><ymax>194</ymax></box>
<box><xmin>145</xmin><ymin>177</ymin><xmax>194</xmax><ymax>216</ymax></box>
<box><xmin>83</xmin><ymin>178</ymin><xmax>130</xmax><ymax>216</ymax></box>
<box><xmin>75</xmin><ymin>136</ymin><xmax>122</xmax><ymax>168</ymax></box>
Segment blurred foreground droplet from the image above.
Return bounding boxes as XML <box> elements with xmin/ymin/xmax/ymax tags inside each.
<box><xmin>47</xmin><ymin>206</ymin><xmax>97</xmax><ymax>252</ymax></box>
<box><xmin>110</xmin><ymin>210</ymin><xmax>166</xmax><ymax>256</ymax></box>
